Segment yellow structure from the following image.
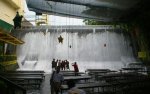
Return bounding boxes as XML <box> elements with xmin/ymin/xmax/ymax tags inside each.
<box><xmin>36</xmin><ymin>14</ymin><xmax>49</xmax><ymax>26</ymax></box>
<box><xmin>0</xmin><ymin>0</ymin><xmax>24</xmax><ymax>29</ymax></box>
<box><xmin>0</xmin><ymin>28</ymin><xmax>24</xmax><ymax>45</ymax></box>
<box><xmin>138</xmin><ymin>52</ymin><xmax>147</xmax><ymax>58</ymax></box>
<box><xmin>0</xmin><ymin>0</ymin><xmax>25</xmax><ymax>70</ymax></box>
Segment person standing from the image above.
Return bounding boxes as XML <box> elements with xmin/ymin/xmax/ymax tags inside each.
<box><xmin>50</xmin><ymin>70</ymin><xmax>55</xmax><ymax>94</ymax></box>
<box><xmin>13</xmin><ymin>12</ymin><xmax>19</xmax><ymax>29</ymax></box>
<box><xmin>52</xmin><ymin>59</ymin><xmax>56</xmax><ymax>70</ymax></box>
<box><xmin>50</xmin><ymin>66</ymin><xmax>64</xmax><ymax>94</ymax></box>
<box><xmin>72</xmin><ymin>62</ymin><xmax>79</xmax><ymax>76</ymax></box>
<box><xmin>18</xmin><ymin>15</ymin><xmax>23</xmax><ymax>28</ymax></box>
<box><xmin>13</xmin><ymin>12</ymin><xmax>23</xmax><ymax>29</ymax></box>
<box><xmin>66</xmin><ymin>60</ymin><xmax>70</xmax><ymax>70</ymax></box>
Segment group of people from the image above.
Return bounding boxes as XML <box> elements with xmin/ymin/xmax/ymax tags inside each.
<box><xmin>50</xmin><ymin>59</ymin><xmax>84</xmax><ymax>94</ymax></box>
<box><xmin>50</xmin><ymin>66</ymin><xmax>85</xmax><ymax>94</ymax></box>
<box><xmin>51</xmin><ymin>59</ymin><xmax>79</xmax><ymax>76</ymax></box>
<box><xmin>52</xmin><ymin>59</ymin><xmax>70</xmax><ymax>70</ymax></box>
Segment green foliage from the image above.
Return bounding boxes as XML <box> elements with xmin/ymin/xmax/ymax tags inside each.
<box><xmin>83</xmin><ymin>19</ymin><xmax>130</xmax><ymax>32</ymax></box>
<box><xmin>83</xmin><ymin>19</ymin><xmax>115</xmax><ymax>25</ymax></box>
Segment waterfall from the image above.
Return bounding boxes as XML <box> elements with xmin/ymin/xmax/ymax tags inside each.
<box><xmin>16</xmin><ymin>26</ymin><xmax>135</xmax><ymax>72</ymax></box>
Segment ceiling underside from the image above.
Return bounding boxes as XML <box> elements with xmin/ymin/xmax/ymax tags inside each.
<box><xmin>26</xmin><ymin>0</ymin><xmax>142</xmax><ymax>22</ymax></box>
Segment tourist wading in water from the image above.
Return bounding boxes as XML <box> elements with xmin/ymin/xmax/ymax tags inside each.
<box><xmin>50</xmin><ymin>66</ymin><xmax>64</xmax><ymax>94</ymax></box>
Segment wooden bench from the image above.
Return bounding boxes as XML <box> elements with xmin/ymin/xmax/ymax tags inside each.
<box><xmin>6</xmin><ymin>75</ymin><xmax>43</xmax><ymax>82</ymax></box>
<box><xmin>1</xmin><ymin>72</ymin><xmax>44</xmax><ymax>77</ymax></box>
<box><xmin>2</xmin><ymin>72</ymin><xmax>45</xmax><ymax>79</ymax></box>
<box><xmin>120</xmin><ymin>67</ymin><xmax>143</xmax><ymax>73</ymax></box>
<box><xmin>60</xmin><ymin>70</ymin><xmax>75</xmax><ymax>72</ymax></box>
<box><xmin>98</xmin><ymin>72</ymin><xmax>146</xmax><ymax>82</ymax></box>
<box><xmin>110</xmin><ymin>77</ymin><xmax>150</xmax><ymax>93</ymax></box>
<box><xmin>4</xmin><ymin>75</ymin><xmax>44</xmax><ymax>89</ymax></box>
<box><xmin>3</xmin><ymin>70</ymin><xmax>45</xmax><ymax>79</ymax></box>
<box><xmin>61</xmin><ymin>72</ymin><xmax>85</xmax><ymax>76</ymax></box>
<box><xmin>85</xmin><ymin>69</ymin><xmax>111</xmax><ymax>73</ymax></box>
<box><xmin>63</xmin><ymin>75</ymin><xmax>92</xmax><ymax>84</ymax></box>
<box><xmin>87</xmin><ymin>70</ymin><xmax>117</xmax><ymax>80</ymax></box>
<box><xmin>61</xmin><ymin>82</ymin><xmax>113</xmax><ymax>94</ymax></box>
<box><xmin>18</xmin><ymin>82</ymin><xmax>41</xmax><ymax>89</ymax></box>
<box><xmin>7</xmin><ymin>70</ymin><xmax>45</xmax><ymax>74</ymax></box>
<box><xmin>0</xmin><ymin>75</ymin><xmax>26</xmax><ymax>94</ymax></box>
<box><xmin>64</xmin><ymin>75</ymin><xmax>91</xmax><ymax>81</ymax></box>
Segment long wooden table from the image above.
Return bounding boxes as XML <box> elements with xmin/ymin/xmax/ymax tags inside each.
<box><xmin>61</xmin><ymin>82</ymin><xmax>112</xmax><ymax>94</ymax></box>
<box><xmin>2</xmin><ymin>73</ymin><xmax>45</xmax><ymax>79</ymax></box>
<box><xmin>7</xmin><ymin>70</ymin><xmax>45</xmax><ymax>73</ymax></box>
<box><xmin>120</xmin><ymin>67</ymin><xmax>143</xmax><ymax>72</ymax></box>
<box><xmin>85</xmin><ymin>69</ymin><xmax>111</xmax><ymax>72</ymax></box>
<box><xmin>6</xmin><ymin>75</ymin><xmax>43</xmax><ymax>80</ymax></box>
<box><xmin>2</xmin><ymin>70</ymin><xmax>45</xmax><ymax>78</ymax></box>
<box><xmin>64</xmin><ymin>75</ymin><xmax>91</xmax><ymax>81</ymax></box>
<box><xmin>61</xmin><ymin>72</ymin><xmax>85</xmax><ymax>76</ymax></box>
<box><xmin>5</xmin><ymin>75</ymin><xmax>43</xmax><ymax>89</ymax></box>
<box><xmin>63</xmin><ymin>75</ymin><xmax>92</xmax><ymax>84</ymax></box>
<box><xmin>60</xmin><ymin>70</ymin><xmax>74</xmax><ymax>72</ymax></box>
<box><xmin>87</xmin><ymin>70</ymin><xmax>117</xmax><ymax>80</ymax></box>
<box><xmin>1</xmin><ymin>70</ymin><xmax>45</xmax><ymax>89</ymax></box>
<box><xmin>0</xmin><ymin>75</ymin><xmax>26</xmax><ymax>94</ymax></box>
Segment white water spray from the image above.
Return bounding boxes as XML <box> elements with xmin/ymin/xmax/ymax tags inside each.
<box><xmin>16</xmin><ymin>26</ymin><xmax>135</xmax><ymax>72</ymax></box>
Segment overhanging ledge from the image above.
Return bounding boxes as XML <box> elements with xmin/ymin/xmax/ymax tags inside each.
<box><xmin>0</xmin><ymin>28</ymin><xmax>24</xmax><ymax>45</ymax></box>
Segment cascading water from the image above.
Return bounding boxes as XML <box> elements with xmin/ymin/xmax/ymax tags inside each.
<box><xmin>16</xmin><ymin>26</ymin><xmax>135</xmax><ymax>72</ymax></box>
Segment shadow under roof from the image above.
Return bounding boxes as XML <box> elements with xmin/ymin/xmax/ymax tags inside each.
<box><xmin>26</xmin><ymin>0</ymin><xmax>141</xmax><ymax>22</ymax></box>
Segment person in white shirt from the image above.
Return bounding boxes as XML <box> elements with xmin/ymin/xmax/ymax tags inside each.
<box><xmin>65</xmin><ymin>80</ymin><xmax>86</xmax><ymax>94</ymax></box>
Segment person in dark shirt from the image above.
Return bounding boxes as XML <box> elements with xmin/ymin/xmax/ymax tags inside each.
<box><xmin>52</xmin><ymin>59</ymin><xmax>56</xmax><ymax>70</ymax></box>
<box><xmin>18</xmin><ymin>15</ymin><xmax>23</xmax><ymax>28</ymax></box>
<box><xmin>13</xmin><ymin>12</ymin><xmax>23</xmax><ymax>29</ymax></box>
<box><xmin>66</xmin><ymin>60</ymin><xmax>70</xmax><ymax>70</ymax></box>
<box><xmin>50</xmin><ymin>66</ymin><xmax>64</xmax><ymax>94</ymax></box>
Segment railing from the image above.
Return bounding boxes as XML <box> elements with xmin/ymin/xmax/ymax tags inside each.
<box><xmin>19</xmin><ymin>25</ymin><xmax>118</xmax><ymax>30</ymax></box>
<box><xmin>0</xmin><ymin>55</ymin><xmax>17</xmax><ymax>71</ymax></box>
<box><xmin>0</xmin><ymin>55</ymin><xmax>16</xmax><ymax>62</ymax></box>
<box><xmin>0</xmin><ymin>75</ymin><xmax>26</xmax><ymax>94</ymax></box>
